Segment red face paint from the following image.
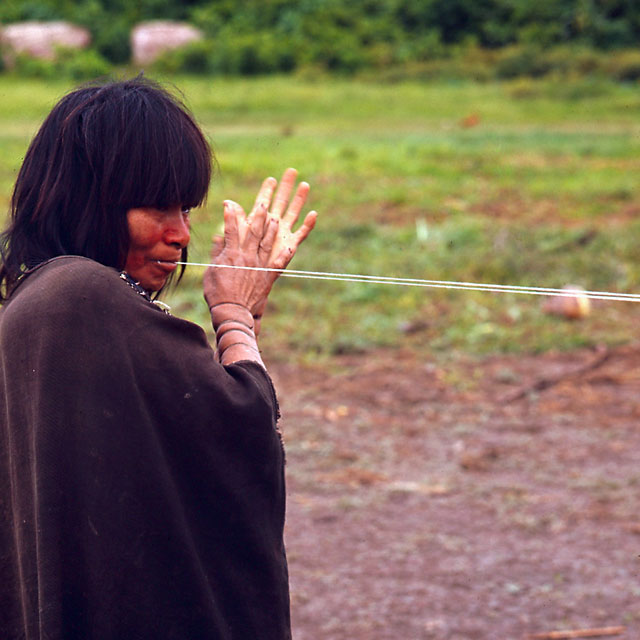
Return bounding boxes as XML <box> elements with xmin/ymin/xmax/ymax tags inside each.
<box><xmin>124</xmin><ymin>206</ymin><xmax>191</xmax><ymax>291</ymax></box>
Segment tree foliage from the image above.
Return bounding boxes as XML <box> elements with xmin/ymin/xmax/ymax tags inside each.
<box><xmin>1</xmin><ymin>0</ymin><xmax>640</xmax><ymax>71</ymax></box>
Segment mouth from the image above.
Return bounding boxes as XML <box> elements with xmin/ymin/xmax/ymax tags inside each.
<box><xmin>155</xmin><ymin>259</ymin><xmax>179</xmax><ymax>273</ymax></box>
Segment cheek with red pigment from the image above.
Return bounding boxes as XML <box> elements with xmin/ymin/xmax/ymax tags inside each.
<box><xmin>129</xmin><ymin>222</ymin><xmax>165</xmax><ymax>252</ymax></box>
<box><xmin>125</xmin><ymin>231</ymin><xmax>163</xmax><ymax>276</ymax></box>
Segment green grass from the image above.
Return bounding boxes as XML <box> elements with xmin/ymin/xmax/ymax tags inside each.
<box><xmin>0</xmin><ymin>74</ymin><xmax>638</xmax><ymax>363</ymax></box>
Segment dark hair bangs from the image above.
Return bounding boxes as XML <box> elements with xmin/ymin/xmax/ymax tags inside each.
<box><xmin>110</xmin><ymin>88</ymin><xmax>212</xmax><ymax>211</ymax></box>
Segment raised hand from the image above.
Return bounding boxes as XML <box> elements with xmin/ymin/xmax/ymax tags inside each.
<box><xmin>251</xmin><ymin>167</ymin><xmax>317</xmax><ymax>269</ymax></box>
<box><xmin>204</xmin><ymin>168</ymin><xmax>317</xmax><ymax>336</ymax></box>
<box><xmin>203</xmin><ymin>198</ymin><xmax>278</xmax><ymax>313</ymax></box>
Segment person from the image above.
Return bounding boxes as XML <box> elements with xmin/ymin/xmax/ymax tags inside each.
<box><xmin>0</xmin><ymin>77</ymin><xmax>316</xmax><ymax>639</ymax></box>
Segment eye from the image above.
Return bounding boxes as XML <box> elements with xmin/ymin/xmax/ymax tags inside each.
<box><xmin>181</xmin><ymin>206</ymin><xmax>191</xmax><ymax>216</ymax></box>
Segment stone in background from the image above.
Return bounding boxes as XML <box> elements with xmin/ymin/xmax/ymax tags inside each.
<box><xmin>131</xmin><ymin>21</ymin><xmax>203</xmax><ymax>66</ymax></box>
<box><xmin>1</xmin><ymin>21</ymin><xmax>91</xmax><ymax>67</ymax></box>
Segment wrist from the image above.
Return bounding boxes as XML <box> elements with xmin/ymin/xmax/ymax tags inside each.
<box><xmin>210</xmin><ymin>302</ymin><xmax>266</xmax><ymax>366</ymax></box>
<box><xmin>209</xmin><ymin>302</ymin><xmax>254</xmax><ymax>332</ymax></box>
<box><xmin>216</xmin><ymin>331</ymin><xmax>262</xmax><ymax>366</ymax></box>
<box><xmin>217</xmin><ymin>342</ymin><xmax>264</xmax><ymax>366</ymax></box>
<box><xmin>216</xmin><ymin>330</ymin><xmax>258</xmax><ymax>354</ymax></box>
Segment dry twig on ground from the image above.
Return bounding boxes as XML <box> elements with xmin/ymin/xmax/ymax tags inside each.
<box><xmin>526</xmin><ymin>625</ymin><xmax>625</xmax><ymax>639</ymax></box>
<box><xmin>501</xmin><ymin>345</ymin><xmax>611</xmax><ymax>403</ymax></box>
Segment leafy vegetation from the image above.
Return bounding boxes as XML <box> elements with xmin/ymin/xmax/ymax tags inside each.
<box><xmin>0</xmin><ymin>75</ymin><xmax>638</xmax><ymax>363</ymax></box>
<box><xmin>2</xmin><ymin>1</ymin><xmax>640</xmax><ymax>76</ymax></box>
<box><xmin>11</xmin><ymin>47</ymin><xmax>111</xmax><ymax>80</ymax></box>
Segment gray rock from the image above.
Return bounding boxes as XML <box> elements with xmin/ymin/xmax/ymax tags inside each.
<box><xmin>1</xmin><ymin>21</ymin><xmax>90</xmax><ymax>66</ymax></box>
<box><xmin>131</xmin><ymin>21</ymin><xmax>203</xmax><ymax>66</ymax></box>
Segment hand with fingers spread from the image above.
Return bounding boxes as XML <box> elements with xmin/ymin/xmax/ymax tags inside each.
<box><xmin>246</xmin><ymin>168</ymin><xmax>317</xmax><ymax>327</ymax></box>
<box><xmin>255</xmin><ymin>167</ymin><xmax>317</xmax><ymax>268</ymax></box>
<box><xmin>204</xmin><ymin>168</ymin><xmax>317</xmax><ymax>363</ymax></box>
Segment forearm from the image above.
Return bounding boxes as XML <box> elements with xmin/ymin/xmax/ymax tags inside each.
<box><xmin>209</xmin><ymin>302</ymin><xmax>265</xmax><ymax>368</ymax></box>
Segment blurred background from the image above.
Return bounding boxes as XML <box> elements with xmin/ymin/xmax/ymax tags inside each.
<box><xmin>0</xmin><ymin>0</ymin><xmax>638</xmax><ymax>360</ymax></box>
<box><xmin>1</xmin><ymin>2</ymin><xmax>640</xmax><ymax>638</ymax></box>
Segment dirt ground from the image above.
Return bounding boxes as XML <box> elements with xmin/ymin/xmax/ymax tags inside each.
<box><xmin>268</xmin><ymin>342</ymin><xmax>640</xmax><ymax>640</ymax></box>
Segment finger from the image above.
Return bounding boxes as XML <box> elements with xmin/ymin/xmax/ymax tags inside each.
<box><xmin>234</xmin><ymin>200</ymin><xmax>250</xmax><ymax>246</ymax></box>
<box><xmin>250</xmin><ymin>176</ymin><xmax>277</xmax><ymax>219</ymax></box>
<box><xmin>242</xmin><ymin>203</ymin><xmax>267</xmax><ymax>253</ymax></box>
<box><xmin>272</xmin><ymin>211</ymin><xmax>317</xmax><ymax>271</ymax></box>
<box><xmin>259</xmin><ymin>217</ymin><xmax>279</xmax><ymax>261</ymax></box>
<box><xmin>283</xmin><ymin>181</ymin><xmax>310</xmax><ymax>228</ymax></box>
<box><xmin>236</xmin><ymin>212</ymin><xmax>249</xmax><ymax>246</ymax></box>
<box><xmin>271</xmin><ymin>167</ymin><xmax>298</xmax><ymax>219</ymax></box>
<box><xmin>223</xmin><ymin>200</ymin><xmax>241</xmax><ymax>251</ymax></box>
<box><xmin>271</xmin><ymin>244</ymin><xmax>296</xmax><ymax>271</ymax></box>
<box><xmin>210</xmin><ymin>234</ymin><xmax>224</xmax><ymax>261</ymax></box>
<box><xmin>245</xmin><ymin>202</ymin><xmax>268</xmax><ymax>253</ymax></box>
<box><xmin>292</xmin><ymin>210</ymin><xmax>318</xmax><ymax>246</ymax></box>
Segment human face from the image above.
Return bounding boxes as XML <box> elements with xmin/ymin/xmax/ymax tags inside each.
<box><xmin>124</xmin><ymin>206</ymin><xmax>191</xmax><ymax>291</ymax></box>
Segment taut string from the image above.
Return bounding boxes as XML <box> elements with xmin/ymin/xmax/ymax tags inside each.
<box><xmin>176</xmin><ymin>262</ymin><xmax>640</xmax><ymax>303</ymax></box>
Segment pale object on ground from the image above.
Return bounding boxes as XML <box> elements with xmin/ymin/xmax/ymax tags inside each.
<box><xmin>131</xmin><ymin>21</ymin><xmax>203</xmax><ymax>66</ymax></box>
<box><xmin>0</xmin><ymin>21</ymin><xmax>90</xmax><ymax>66</ymax></box>
<box><xmin>542</xmin><ymin>285</ymin><xmax>591</xmax><ymax>320</ymax></box>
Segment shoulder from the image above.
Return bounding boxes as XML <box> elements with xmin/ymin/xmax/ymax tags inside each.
<box><xmin>19</xmin><ymin>256</ymin><xmax>124</xmax><ymax>300</ymax></box>
<box><xmin>0</xmin><ymin>256</ymin><xmax>160</xmax><ymax>331</ymax></box>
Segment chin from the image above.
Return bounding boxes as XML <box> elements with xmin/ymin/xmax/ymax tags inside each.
<box><xmin>138</xmin><ymin>277</ymin><xmax>165</xmax><ymax>292</ymax></box>
<box><xmin>138</xmin><ymin>272</ymin><xmax>169</xmax><ymax>292</ymax></box>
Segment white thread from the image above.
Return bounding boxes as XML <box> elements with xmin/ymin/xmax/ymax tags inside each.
<box><xmin>176</xmin><ymin>262</ymin><xmax>640</xmax><ymax>303</ymax></box>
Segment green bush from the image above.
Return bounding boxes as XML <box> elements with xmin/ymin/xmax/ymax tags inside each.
<box><xmin>153</xmin><ymin>40</ymin><xmax>215</xmax><ymax>75</ymax></box>
<box><xmin>570</xmin><ymin>48</ymin><xmax>602</xmax><ymax>75</ymax></box>
<box><xmin>56</xmin><ymin>47</ymin><xmax>111</xmax><ymax>80</ymax></box>
<box><xmin>495</xmin><ymin>47</ymin><xmax>554</xmax><ymax>79</ymax></box>
<box><xmin>296</xmin><ymin>26</ymin><xmax>368</xmax><ymax>73</ymax></box>
<box><xmin>210</xmin><ymin>32</ymin><xmax>297</xmax><ymax>75</ymax></box>
<box><xmin>3</xmin><ymin>0</ymin><xmax>640</xmax><ymax>74</ymax></box>
<box><xmin>12</xmin><ymin>47</ymin><xmax>111</xmax><ymax>80</ymax></box>
<box><xmin>605</xmin><ymin>50</ymin><xmax>640</xmax><ymax>82</ymax></box>
<box><xmin>402</xmin><ymin>30</ymin><xmax>446</xmax><ymax>62</ymax></box>
<box><xmin>0</xmin><ymin>1</ymin><xmax>59</xmax><ymax>22</ymax></box>
<box><xmin>93</xmin><ymin>19</ymin><xmax>131</xmax><ymax>65</ymax></box>
<box><xmin>153</xmin><ymin>33</ymin><xmax>298</xmax><ymax>76</ymax></box>
<box><xmin>12</xmin><ymin>53</ymin><xmax>57</xmax><ymax>78</ymax></box>
<box><xmin>3</xmin><ymin>1</ymin><xmax>640</xmax><ymax>79</ymax></box>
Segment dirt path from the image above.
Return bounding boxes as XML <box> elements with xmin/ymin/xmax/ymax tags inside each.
<box><xmin>269</xmin><ymin>344</ymin><xmax>640</xmax><ymax>639</ymax></box>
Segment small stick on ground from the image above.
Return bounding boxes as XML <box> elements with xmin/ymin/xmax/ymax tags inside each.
<box><xmin>501</xmin><ymin>344</ymin><xmax>611</xmax><ymax>403</ymax></box>
<box><xmin>525</xmin><ymin>625</ymin><xmax>625</xmax><ymax>639</ymax></box>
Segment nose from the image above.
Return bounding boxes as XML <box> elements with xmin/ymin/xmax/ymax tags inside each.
<box><xmin>163</xmin><ymin>209</ymin><xmax>191</xmax><ymax>248</ymax></box>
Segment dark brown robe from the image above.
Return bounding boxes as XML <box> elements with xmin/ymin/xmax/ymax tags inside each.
<box><xmin>0</xmin><ymin>256</ymin><xmax>291</xmax><ymax>639</ymax></box>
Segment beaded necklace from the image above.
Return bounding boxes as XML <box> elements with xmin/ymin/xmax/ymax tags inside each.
<box><xmin>119</xmin><ymin>271</ymin><xmax>171</xmax><ymax>313</ymax></box>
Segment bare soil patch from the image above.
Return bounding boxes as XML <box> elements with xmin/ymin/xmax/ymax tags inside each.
<box><xmin>270</xmin><ymin>343</ymin><xmax>640</xmax><ymax>639</ymax></box>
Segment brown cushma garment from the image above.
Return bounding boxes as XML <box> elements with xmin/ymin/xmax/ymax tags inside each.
<box><xmin>0</xmin><ymin>256</ymin><xmax>291</xmax><ymax>640</ymax></box>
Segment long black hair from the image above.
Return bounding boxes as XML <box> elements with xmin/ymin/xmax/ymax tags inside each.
<box><xmin>0</xmin><ymin>76</ymin><xmax>212</xmax><ymax>302</ymax></box>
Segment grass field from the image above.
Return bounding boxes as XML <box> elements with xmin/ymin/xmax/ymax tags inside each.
<box><xmin>0</xmin><ymin>75</ymin><xmax>638</xmax><ymax>362</ymax></box>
